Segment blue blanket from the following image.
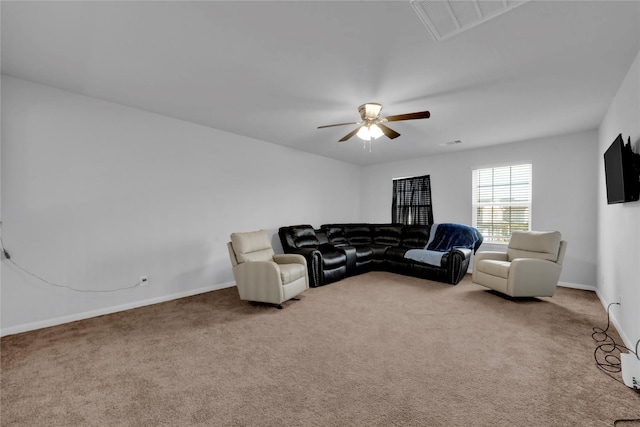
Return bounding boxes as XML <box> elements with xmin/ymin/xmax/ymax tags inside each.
<box><xmin>426</xmin><ymin>223</ymin><xmax>483</xmax><ymax>254</ymax></box>
<box><xmin>404</xmin><ymin>223</ymin><xmax>483</xmax><ymax>267</ymax></box>
<box><xmin>404</xmin><ymin>249</ymin><xmax>447</xmax><ymax>266</ymax></box>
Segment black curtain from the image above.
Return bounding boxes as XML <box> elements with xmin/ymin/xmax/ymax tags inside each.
<box><xmin>392</xmin><ymin>175</ymin><xmax>434</xmax><ymax>225</ymax></box>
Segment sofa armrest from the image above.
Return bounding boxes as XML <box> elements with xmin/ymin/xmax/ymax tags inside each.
<box><xmin>338</xmin><ymin>245</ymin><xmax>357</xmax><ymax>275</ymax></box>
<box><xmin>443</xmin><ymin>248</ymin><xmax>472</xmax><ymax>284</ymax></box>
<box><xmin>452</xmin><ymin>247</ymin><xmax>472</xmax><ymax>259</ymax></box>
<box><xmin>441</xmin><ymin>248</ymin><xmax>472</xmax><ymax>265</ymax></box>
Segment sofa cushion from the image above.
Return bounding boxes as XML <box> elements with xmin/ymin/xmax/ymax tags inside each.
<box><xmin>400</xmin><ymin>225</ymin><xmax>431</xmax><ymax>248</ymax></box>
<box><xmin>322</xmin><ymin>250</ymin><xmax>347</xmax><ymax>269</ymax></box>
<box><xmin>385</xmin><ymin>246</ymin><xmax>409</xmax><ymax>262</ymax></box>
<box><xmin>345</xmin><ymin>225</ymin><xmax>372</xmax><ymax>245</ymax></box>
<box><xmin>507</xmin><ymin>230</ymin><xmax>561</xmax><ymax>262</ymax></box>
<box><xmin>322</xmin><ymin>226</ymin><xmax>349</xmax><ymax>246</ymax></box>
<box><xmin>372</xmin><ymin>225</ymin><xmax>402</xmax><ymax>246</ymax></box>
<box><xmin>289</xmin><ymin>225</ymin><xmax>320</xmax><ymax>248</ymax></box>
<box><xmin>353</xmin><ymin>245</ymin><xmax>374</xmax><ymax>261</ymax></box>
<box><xmin>368</xmin><ymin>244</ymin><xmax>389</xmax><ymax>260</ymax></box>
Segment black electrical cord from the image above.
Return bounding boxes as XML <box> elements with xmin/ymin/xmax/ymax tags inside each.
<box><xmin>614</xmin><ymin>419</ymin><xmax>640</xmax><ymax>426</ymax></box>
<box><xmin>0</xmin><ymin>235</ymin><xmax>140</xmax><ymax>293</ymax></box>
<box><xmin>592</xmin><ymin>302</ymin><xmax>640</xmax><ymax>394</ymax></box>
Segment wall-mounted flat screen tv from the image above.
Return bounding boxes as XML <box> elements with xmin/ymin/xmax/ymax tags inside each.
<box><xmin>604</xmin><ymin>134</ymin><xmax>640</xmax><ymax>204</ymax></box>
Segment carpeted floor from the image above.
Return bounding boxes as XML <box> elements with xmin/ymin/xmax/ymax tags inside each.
<box><xmin>2</xmin><ymin>272</ymin><xmax>639</xmax><ymax>426</ymax></box>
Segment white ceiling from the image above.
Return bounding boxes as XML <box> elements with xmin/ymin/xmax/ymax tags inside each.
<box><xmin>2</xmin><ymin>1</ymin><xmax>639</xmax><ymax>166</ymax></box>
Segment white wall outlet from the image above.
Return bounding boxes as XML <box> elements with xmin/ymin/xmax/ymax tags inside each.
<box><xmin>139</xmin><ymin>276</ymin><xmax>149</xmax><ymax>286</ymax></box>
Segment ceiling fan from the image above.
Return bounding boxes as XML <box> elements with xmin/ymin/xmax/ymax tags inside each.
<box><xmin>318</xmin><ymin>103</ymin><xmax>431</xmax><ymax>142</ymax></box>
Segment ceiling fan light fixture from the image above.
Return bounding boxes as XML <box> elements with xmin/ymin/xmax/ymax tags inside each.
<box><xmin>369</xmin><ymin>124</ymin><xmax>384</xmax><ymax>139</ymax></box>
<box><xmin>357</xmin><ymin>126</ymin><xmax>372</xmax><ymax>141</ymax></box>
<box><xmin>357</xmin><ymin>124</ymin><xmax>384</xmax><ymax>141</ymax></box>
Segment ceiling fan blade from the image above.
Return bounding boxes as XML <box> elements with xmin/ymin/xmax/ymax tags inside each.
<box><xmin>377</xmin><ymin>124</ymin><xmax>401</xmax><ymax>139</ymax></box>
<box><xmin>339</xmin><ymin>126</ymin><xmax>362</xmax><ymax>142</ymax></box>
<box><xmin>383</xmin><ymin>111</ymin><xmax>431</xmax><ymax>122</ymax></box>
<box><xmin>318</xmin><ymin>121</ymin><xmax>360</xmax><ymax>129</ymax></box>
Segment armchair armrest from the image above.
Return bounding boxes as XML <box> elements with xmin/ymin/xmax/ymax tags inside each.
<box><xmin>474</xmin><ymin>251</ymin><xmax>508</xmax><ymax>262</ymax></box>
<box><xmin>233</xmin><ymin>261</ymin><xmax>284</xmax><ymax>303</ymax></box>
<box><xmin>507</xmin><ymin>258</ymin><xmax>562</xmax><ymax>297</ymax></box>
<box><xmin>283</xmin><ymin>247</ymin><xmax>319</xmax><ymax>258</ymax></box>
<box><xmin>472</xmin><ymin>251</ymin><xmax>507</xmax><ymax>283</ymax></box>
<box><xmin>234</xmin><ymin>260</ymin><xmax>282</xmax><ymax>284</ymax></box>
<box><xmin>273</xmin><ymin>253</ymin><xmax>307</xmax><ymax>267</ymax></box>
<box><xmin>280</xmin><ymin>247</ymin><xmax>321</xmax><ymax>287</ymax></box>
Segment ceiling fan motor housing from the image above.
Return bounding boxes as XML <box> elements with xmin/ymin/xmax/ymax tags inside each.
<box><xmin>358</xmin><ymin>103</ymin><xmax>383</xmax><ymax>121</ymax></box>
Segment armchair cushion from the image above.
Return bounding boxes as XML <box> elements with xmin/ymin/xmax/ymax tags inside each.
<box><xmin>230</xmin><ymin>230</ymin><xmax>274</xmax><ymax>263</ymax></box>
<box><xmin>507</xmin><ymin>230</ymin><xmax>561</xmax><ymax>262</ymax></box>
<box><xmin>477</xmin><ymin>259</ymin><xmax>511</xmax><ymax>279</ymax></box>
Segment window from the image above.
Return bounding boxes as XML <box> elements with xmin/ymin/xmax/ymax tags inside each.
<box><xmin>472</xmin><ymin>164</ymin><xmax>531</xmax><ymax>243</ymax></box>
<box><xmin>392</xmin><ymin>175</ymin><xmax>434</xmax><ymax>225</ymax></box>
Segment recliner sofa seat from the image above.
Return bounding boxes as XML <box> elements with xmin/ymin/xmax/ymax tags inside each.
<box><xmin>279</xmin><ymin>223</ymin><xmax>482</xmax><ymax>287</ymax></box>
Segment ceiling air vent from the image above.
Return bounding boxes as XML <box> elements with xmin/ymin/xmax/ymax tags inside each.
<box><xmin>440</xmin><ymin>139</ymin><xmax>463</xmax><ymax>146</ymax></box>
<box><xmin>411</xmin><ymin>0</ymin><xmax>529</xmax><ymax>42</ymax></box>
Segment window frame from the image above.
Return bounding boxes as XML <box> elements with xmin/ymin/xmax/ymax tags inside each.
<box><xmin>392</xmin><ymin>174</ymin><xmax>434</xmax><ymax>226</ymax></box>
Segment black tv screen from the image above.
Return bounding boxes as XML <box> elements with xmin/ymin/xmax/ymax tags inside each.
<box><xmin>604</xmin><ymin>134</ymin><xmax>640</xmax><ymax>204</ymax></box>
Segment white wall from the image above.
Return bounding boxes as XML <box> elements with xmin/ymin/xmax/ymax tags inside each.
<box><xmin>4</xmin><ymin>60</ymin><xmax>636</xmax><ymax>343</ymax></box>
<box><xmin>598</xmin><ymin>49</ymin><xmax>640</xmax><ymax>349</ymax></box>
<box><xmin>361</xmin><ymin>130</ymin><xmax>599</xmax><ymax>288</ymax></box>
<box><xmin>1</xmin><ymin>76</ymin><xmax>362</xmax><ymax>335</ymax></box>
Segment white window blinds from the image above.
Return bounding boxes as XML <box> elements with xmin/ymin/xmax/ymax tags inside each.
<box><xmin>472</xmin><ymin>164</ymin><xmax>532</xmax><ymax>243</ymax></box>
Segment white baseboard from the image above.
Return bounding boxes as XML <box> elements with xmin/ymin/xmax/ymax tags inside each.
<box><xmin>594</xmin><ymin>288</ymin><xmax>633</xmax><ymax>351</ymax></box>
<box><xmin>558</xmin><ymin>281</ymin><xmax>596</xmax><ymax>291</ymax></box>
<box><xmin>0</xmin><ymin>281</ymin><xmax>236</xmax><ymax>337</ymax></box>
<box><xmin>0</xmin><ymin>279</ymin><xmax>602</xmax><ymax>338</ymax></box>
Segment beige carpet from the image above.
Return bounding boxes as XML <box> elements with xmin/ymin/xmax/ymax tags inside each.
<box><xmin>2</xmin><ymin>272</ymin><xmax>639</xmax><ymax>426</ymax></box>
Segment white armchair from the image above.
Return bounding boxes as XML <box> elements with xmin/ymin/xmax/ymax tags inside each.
<box><xmin>472</xmin><ymin>230</ymin><xmax>567</xmax><ymax>297</ymax></box>
<box><xmin>227</xmin><ymin>230</ymin><xmax>309</xmax><ymax>308</ymax></box>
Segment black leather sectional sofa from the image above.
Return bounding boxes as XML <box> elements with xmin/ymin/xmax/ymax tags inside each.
<box><xmin>278</xmin><ymin>223</ymin><xmax>482</xmax><ymax>287</ymax></box>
